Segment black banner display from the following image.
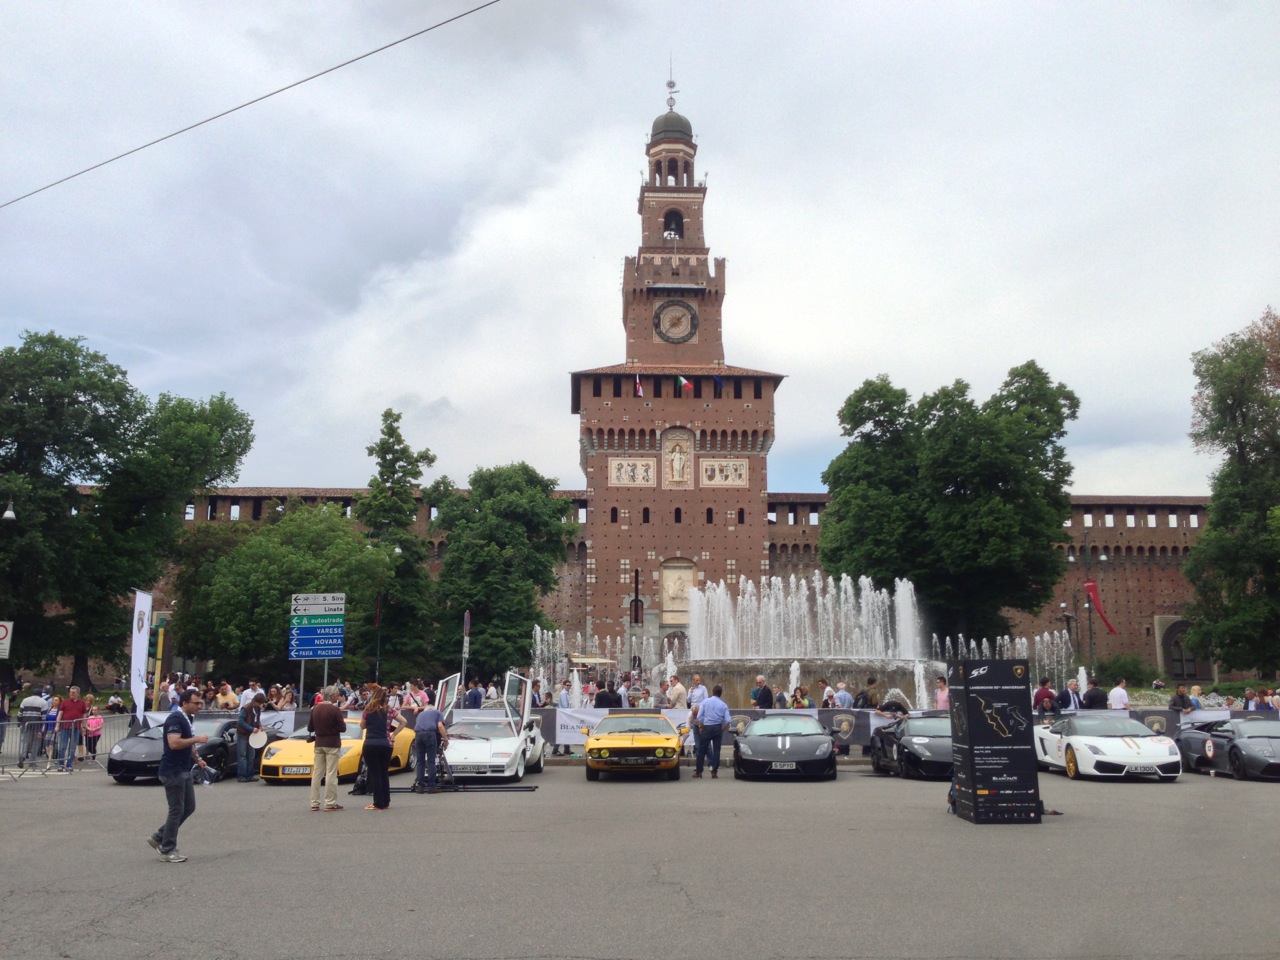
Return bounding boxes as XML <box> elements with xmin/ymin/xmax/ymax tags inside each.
<box><xmin>950</xmin><ymin>660</ymin><xmax>1041</xmax><ymax>824</ymax></box>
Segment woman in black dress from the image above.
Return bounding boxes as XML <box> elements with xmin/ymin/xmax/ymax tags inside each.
<box><xmin>360</xmin><ymin>685</ymin><xmax>392</xmax><ymax>810</ymax></box>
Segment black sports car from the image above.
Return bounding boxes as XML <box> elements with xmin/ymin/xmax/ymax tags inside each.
<box><xmin>732</xmin><ymin>714</ymin><xmax>837</xmax><ymax>780</ymax></box>
<box><xmin>1175</xmin><ymin>717</ymin><xmax>1280</xmax><ymax>780</ymax></box>
<box><xmin>107</xmin><ymin>718</ymin><xmax>283</xmax><ymax>783</ymax></box>
<box><xmin>869</xmin><ymin>716</ymin><xmax>953</xmax><ymax>779</ymax></box>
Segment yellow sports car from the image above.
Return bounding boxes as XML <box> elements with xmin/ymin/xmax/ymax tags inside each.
<box><xmin>259</xmin><ymin>717</ymin><xmax>416</xmax><ymax>784</ymax></box>
<box><xmin>581</xmin><ymin>713</ymin><xmax>686</xmax><ymax>781</ymax></box>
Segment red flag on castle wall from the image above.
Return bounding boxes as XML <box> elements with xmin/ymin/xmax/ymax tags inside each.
<box><xmin>1083</xmin><ymin>579</ymin><xmax>1118</xmax><ymax>635</ymax></box>
<box><xmin>634</xmin><ymin>375</ymin><xmax>643</xmax><ymax>398</ymax></box>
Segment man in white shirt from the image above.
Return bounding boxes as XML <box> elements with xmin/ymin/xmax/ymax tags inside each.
<box><xmin>240</xmin><ymin>680</ymin><xmax>263</xmax><ymax>707</ymax></box>
<box><xmin>1107</xmin><ymin>678</ymin><xmax>1130</xmax><ymax>711</ymax></box>
<box><xmin>553</xmin><ymin>679</ymin><xmax>573</xmax><ymax>756</ymax></box>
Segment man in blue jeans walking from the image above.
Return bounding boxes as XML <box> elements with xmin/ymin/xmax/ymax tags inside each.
<box><xmin>148</xmin><ymin>689</ymin><xmax>208</xmax><ymax>863</ymax></box>
<box><xmin>693</xmin><ymin>684</ymin><xmax>731</xmax><ymax>779</ymax></box>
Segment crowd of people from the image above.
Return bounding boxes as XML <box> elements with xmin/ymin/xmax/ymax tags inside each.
<box><xmin>0</xmin><ymin>683</ymin><xmax>109</xmax><ymax>769</ymax></box>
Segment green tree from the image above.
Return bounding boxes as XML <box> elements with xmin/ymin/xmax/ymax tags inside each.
<box><xmin>1183</xmin><ymin>308</ymin><xmax>1280</xmax><ymax>672</ymax></box>
<box><xmin>182</xmin><ymin>503</ymin><xmax>390</xmax><ymax>680</ymax></box>
<box><xmin>0</xmin><ymin>332</ymin><xmax>252</xmax><ymax>688</ymax></box>
<box><xmin>352</xmin><ymin>408</ymin><xmax>437</xmax><ymax>682</ymax></box>
<box><xmin>819</xmin><ymin>361</ymin><xmax>1078</xmax><ymax>639</ymax></box>
<box><xmin>430</xmin><ymin>463</ymin><xmax>576</xmax><ymax>680</ymax></box>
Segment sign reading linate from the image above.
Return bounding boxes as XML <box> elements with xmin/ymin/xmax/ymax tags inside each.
<box><xmin>289</xmin><ymin>594</ymin><xmax>345</xmax><ymax>660</ymax></box>
<box><xmin>950</xmin><ymin>659</ymin><xmax>1041</xmax><ymax>825</ymax></box>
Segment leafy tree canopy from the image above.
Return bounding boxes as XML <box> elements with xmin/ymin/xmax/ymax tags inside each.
<box><xmin>1184</xmin><ymin>307</ymin><xmax>1280</xmax><ymax>672</ymax></box>
<box><xmin>352</xmin><ymin>408</ymin><xmax>437</xmax><ymax>681</ymax></box>
<box><xmin>819</xmin><ymin>361</ymin><xmax>1078</xmax><ymax>640</ymax></box>
<box><xmin>429</xmin><ymin>462</ymin><xmax>576</xmax><ymax>681</ymax></box>
<box><xmin>176</xmin><ymin>503</ymin><xmax>390</xmax><ymax>681</ymax></box>
<box><xmin>0</xmin><ymin>331</ymin><xmax>252</xmax><ymax>687</ymax></box>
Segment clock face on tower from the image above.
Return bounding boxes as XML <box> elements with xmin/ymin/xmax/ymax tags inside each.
<box><xmin>653</xmin><ymin>299</ymin><xmax>698</xmax><ymax>344</ymax></box>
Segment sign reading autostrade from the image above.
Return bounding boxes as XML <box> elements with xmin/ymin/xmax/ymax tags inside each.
<box><xmin>950</xmin><ymin>659</ymin><xmax>1041</xmax><ymax>825</ymax></box>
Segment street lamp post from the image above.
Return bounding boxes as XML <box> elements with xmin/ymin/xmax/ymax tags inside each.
<box><xmin>1067</xmin><ymin>530</ymin><xmax>1107</xmax><ymax>677</ymax></box>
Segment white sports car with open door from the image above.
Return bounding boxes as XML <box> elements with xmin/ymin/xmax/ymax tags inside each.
<box><xmin>1033</xmin><ymin>714</ymin><xmax>1181</xmax><ymax>781</ymax></box>
<box><xmin>443</xmin><ymin>672</ymin><xmax>546</xmax><ymax>781</ymax></box>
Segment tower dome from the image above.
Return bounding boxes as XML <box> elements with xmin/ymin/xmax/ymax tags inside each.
<box><xmin>651</xmin><ymin>109</ymin><xmax>693</xmax><ymax>143</ymax></box>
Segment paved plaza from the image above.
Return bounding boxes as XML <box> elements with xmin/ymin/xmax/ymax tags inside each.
<box><xmin>1</xmin><ymin>763</ymin><xmax>1273</xmax><ymax>959</ymax></box>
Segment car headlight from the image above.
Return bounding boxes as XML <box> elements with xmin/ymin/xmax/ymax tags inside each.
<box><xmin>1253</xmin><ymin>741</ymin><xmax>1275</xmax><ymax>757</ymax></box>
<box><xmin>1168</xmin><ymin>743</ymin><xmax>1180</xmax><ymax>756</ymax></box>
<box><xmin>492</xmin><ymin>752</ymin><xmax>512</xmax><ymax>759</ymax></box>
<box><xmin>814</xmin><ymin>740</ymin><xmax>831</xmax><ymax>756</ymax></box>
<box><xmin>737</xmin><ymin>742</ymin><xmax>752</xmax><ymax>757</ymax></box>
<box><xmin>1085</xmin><ymin>744</ymin><xmax>1105</xmax><ymax>756</ymax></box>
<box><xmin>263</xmin><ymin>746</ymin><xmax>282</xmax><ymax>760</ymax></box>
<box><xmin>599</xmin><ymin>748</ymin><xmax>610</xmax><ymax>758</ymax></box>
<box><xmin>111</xmin><ymin>744</ymin><xmax>123</xmax><ymax>756</ymax></box>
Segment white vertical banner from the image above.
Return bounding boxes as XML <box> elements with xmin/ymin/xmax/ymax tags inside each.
<box><xmin>130</xmin><ymin>590</ymin><xmax>153</xmax><ymax>719</ymax></box>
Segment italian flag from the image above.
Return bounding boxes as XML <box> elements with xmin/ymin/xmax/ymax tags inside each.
<box><xmin>634</xmin><ymin>375</ymin><xmax>643</xmax><ymax>397</ymax></box>
<box><xmin>677</xmin><ymin>376</ymin><xmax>692</xmax><ymax>392</ymax></box>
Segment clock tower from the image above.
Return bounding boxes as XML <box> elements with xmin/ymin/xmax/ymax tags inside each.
<box><xmin>570</xmin><ymin>85</ymin><xmax>783</xmax><ymax>654</ymax></box>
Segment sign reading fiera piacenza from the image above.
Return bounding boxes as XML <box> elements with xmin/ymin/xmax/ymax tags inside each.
<box><xmin>289</xmin><ymin>593</ymin><xmax>345</xmax><ymax>660</ymax></box>
<box><xmin>950</xmin><ymin>659</ymin><xmax>1041</xmax><ymax>824</ymax></box>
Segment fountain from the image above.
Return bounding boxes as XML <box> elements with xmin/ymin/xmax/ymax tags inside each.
<box><xmin>681</xmin><ymin>572</ymin><xmax>941</xmax><ymax>708</ymax></box>
<box><xmin>532</xmin><ymin>572</ymin><xmax>1078</xmax><ymax>710</ymax></box>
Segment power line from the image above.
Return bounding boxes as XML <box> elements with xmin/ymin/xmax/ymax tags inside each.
<box><xmin>1</xmin><ymin>0</ymin><xmax>505</xmax><ymax>211</ymax></box>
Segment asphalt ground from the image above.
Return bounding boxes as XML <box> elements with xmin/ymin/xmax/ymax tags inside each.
<box><xmin>1</xmin><ymin>761</ymin><xmax>1274</xmax><ymax>960</ymax></box>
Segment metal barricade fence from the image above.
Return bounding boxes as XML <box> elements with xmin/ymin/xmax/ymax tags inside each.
<box><xmin>1</xmin><ymin>712</ymin><xmax>135</xmax><ymax>780</ymax></box>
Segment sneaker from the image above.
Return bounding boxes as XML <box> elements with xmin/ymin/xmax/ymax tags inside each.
<box><xmin>310</xmin><ymin>805</ymin><xmax>321</xmax><ymax>812</ymax></box>
<box><xmin>158</xmin><ymin>851</ymin><xmax>188</xmax><ymax>863</ymax></box>
<box><xmin>364</xmin><ymin>804</ymin><xmax>386</xmax><ymax>811</ymax></box>
<box><xmin>146</xmin><ymin>836</ymin><xmax>161</xmax><ymax>852</ymax></box>
<box><xmin>323</xmin><ymin>804</ymin><xmax>344</xmax><ymax>812</ymax></box>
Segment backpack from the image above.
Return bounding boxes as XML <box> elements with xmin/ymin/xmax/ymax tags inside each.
<box><xmin>852</xmin><ymin>690</ymin><xmax>869</xmax><ymax>709</ymax></box>
<box><xmin>349</xmin><ymin>764</ymin><xmax>369</xmax><ymax>796</ymax></box>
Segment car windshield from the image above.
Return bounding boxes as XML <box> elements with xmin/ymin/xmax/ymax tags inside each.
<box><xmin>137</xmin><ymin>726</ymin><xmax>165</xmax><ymax>740</ymax></box>
<box><xmin>1238</xmin><ymin>720</ymin><xmax>1280</xmax><ymax>737</ymax></box>
<box><xmin>901</xmin><ymin>718</ymin><xmax>951</xmax><ymax>737</ymax></box>
<box><xmin>1070</xmin><ymin>717</ymin><xmax>1157</xmax><ymax>737</ymax></box>
<box><xmin>448</xmin><ymin>721</ymin><xmax>516</xmax><ymax>740</ymax></box>
<box><xmin>593</xmin><ymin>716</ymin><xmax>675</xmax><ymax>736</ymax></box>
<box><xmin>190</xmin><ymin>720</ymin><xmax>227</xmax><ymax>737</ymax></box>
<box><xmin>744</xmin><ymin>716</ymin><xmax>825</xmax><ymax>736</ymax></box>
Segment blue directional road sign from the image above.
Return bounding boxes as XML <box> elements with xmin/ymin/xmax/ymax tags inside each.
<box><xmin>289</xmin><ymin>593</ymin><xmax>345</xmax><ymax>660</ymax></box>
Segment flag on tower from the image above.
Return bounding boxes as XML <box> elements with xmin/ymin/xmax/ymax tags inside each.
<box><xmin>634</xmin><ymin>375</ymin><xmax>644</xmax><ymax>397</ymax></box>
<box><xmin>678</xmin><ymin>376</ymin><xmax>692</xmax><ymax>392</ymax></box>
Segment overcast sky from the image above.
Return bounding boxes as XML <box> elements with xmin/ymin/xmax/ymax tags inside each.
<box><xmin>4</xmin><ymin>2</ymin><xmax>1277</xmax><ymax>498</ymax></box>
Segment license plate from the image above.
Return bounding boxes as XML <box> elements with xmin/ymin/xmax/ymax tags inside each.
<box><xmin>619</xmin><ymin>757</ymin><xmax>648</xmax><ymax>765</ymax></box>
<box><xmin>1130</xmin><ymin>765</ymin><xmax>1155</xmax><ymax>774</ymax></box>
<box><xmin>282</xmin><ymin>766</ymin><xmax>311</xmax><ymax>775</ymax></box>
<box><xmin>451</xmin><ymin>764</ymin><xmax>486</xmax><ymax>773</ymax></box>
<box><xmin>771</xmin><ymin>761</ymin><xmax>797</xmax><ymax>770</ymax></box>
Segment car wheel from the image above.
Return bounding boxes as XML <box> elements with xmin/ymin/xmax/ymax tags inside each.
<box><xmin>510</xmin><ymin>754</ymin><xmax>525</xmax><ymax>783</ymax></box>
<box><xmin>528</xmin><ymin>742</ymin><xmax>546</xmax><ymax>774</ymax></box>
<box><xmin>668</xmin><ymin>762</ymin><xmax>681</xmax><ymax>780</ymax></box>
<box><xmin>404</xmin><ymin>748</ymin><xmax>416</xmax><ymax>773</ymax></box>
<box><xmin>112</xmin><ymin>775</ymin><xmax>135</xmax><ymax>784</ymax></box>
<box><xmin>824</xmin><ymin>762</ymin><xmax>838</xmax><ymax>781</ymax></box>
<box><xmin>870</xmin><ymin>751</ymin><xmax>883</xmax><ymax>774</ymax></box>
<box><xmin>732</xmin><ymin>763</ymin><xmax>743</xmax><ymax>780</ymax></box>
<box><xmin>1229</xmin><ymin>749</ymin><xmax>1248</xmax><ymax>781</ymax></box>
<box><xmin>585</xmin><ymin>765</ymin><xmax>600</xmax><ymax>781</ymax></box>
<box><xmin>1064</xmin><ymin>745</ymin><xmax>1080</xmax><ymax>779</ymax></box>
<box><xmin>899</xmin><ymin>755</ymin><xmax>914</xmax><ymax>779</ymax></box>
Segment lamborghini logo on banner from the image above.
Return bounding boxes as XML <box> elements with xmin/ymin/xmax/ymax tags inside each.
<box><xmin>1013</xmin><ymin>665</ymin><xmax>1025</xmax><ymax>679</ymax></box>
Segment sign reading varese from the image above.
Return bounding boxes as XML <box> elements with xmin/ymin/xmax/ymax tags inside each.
<box><xmin>289</xmin><ymin>593</ymin><xmax>345</xmax><ymax>660</ymax></box>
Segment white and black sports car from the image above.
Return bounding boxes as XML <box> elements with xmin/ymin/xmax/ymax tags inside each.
<box><xmin>1175</xmin><ymin>717</ymin><xmax>1280</xmax><ymax>780</ymax></box>
<box><xmin>732</xmin><ymin>713</ymin><xmax>837</xmax><ymax>780</ymax></box>
<box><xmin>1034</xmin><ymin>714</ymin><xmax>1181</xmax><ymax>781</ymax></box>
<box><xmin>869</xmin><ymin>715</ymin><xmax>953</xmax><ymax>779</ymax></box>
<box><xmin>443</xmin><ymin>671</ymin><xmax>545</xmax><ymax>781</ymax></box>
